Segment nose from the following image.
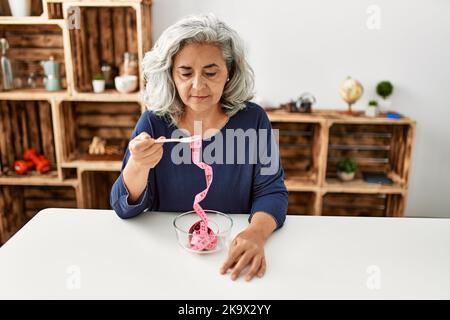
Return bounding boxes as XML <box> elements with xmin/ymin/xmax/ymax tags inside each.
<box><xmin>192</xmin><ymin>74</ymin><xmax>206</xmax><ymax>90</ymax></box>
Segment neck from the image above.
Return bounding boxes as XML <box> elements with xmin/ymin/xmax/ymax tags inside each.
<box><xmin>184</xmin><ymin>104</ymin><xmax>222</xmax><ymax>122</ymax></box>
<box><xmin>182</xmin><ymin>103</ymin><xmax>223</xmax><ymax>128</ymax></box>
<box><xmin>177</xmin><ymin>103</ymin><xmax>228</xmax><ymax>138</ymax></box>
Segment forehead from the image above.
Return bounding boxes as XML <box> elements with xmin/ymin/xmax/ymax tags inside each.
<box><xmin>173</xmin><ymin>43</ymin><xmax>225</xmax><ymax>67</ymax></box>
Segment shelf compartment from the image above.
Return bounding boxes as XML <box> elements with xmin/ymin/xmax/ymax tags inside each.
<box><xmin>61</xmin><ymin>167</ymin><xmax>78</xmax><ymax>180</ymax></box>
<box><xmin>287</xmin><ymin>191</ymin><xmax>316</xmax><ymax>215</ymax></box>
<box><xmin>322</xmin><ymin>192</ymin><xmax>405</xmax><ymax>217</ymax></box>
<box><xmin>0</xmin><ymin>23</ymin><xmax>67</xmax><ymax>89</ymax></box>
<box><xmin>0</xmin><ymin>184</ymin><xmax>77</xmax><ymax>244</ymax></box>
<box><xmin>59</xmin><ymin>100</ymin><xmax>139</xmax><ymax>163</ymax></box>
<box><xmin>272</xmin><ymin>122</ymin><xmax>322</xmax><ymax>184</ymax></box>
<box><xmin>46</xmin><ymin>1</ymin><xmax>63</xmax><ymax>19</ymax></box>
<box><xmin>68</xmin><ymin>6</ymin><xmax>139</xmax><ymax>92</ymax></box>
<box><xmin>80</xmin><ymin>170</ymin><xmax>119</xmax><ymax>209</ymax></box>
<box><xmin>326</xmin><ymin>123</ymin><xmax>414</xmax><ymax>186</ymax></box>
<box><xmin>0</xmin><ymin>100</ymin><xmax>57</xmax><ymax>176</ymax></box>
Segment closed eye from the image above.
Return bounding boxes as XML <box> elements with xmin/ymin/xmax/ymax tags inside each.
<box><xmin>180</xmin><ymin>73</ymin><xmax>217</xmax><ymax>77</ymax></box>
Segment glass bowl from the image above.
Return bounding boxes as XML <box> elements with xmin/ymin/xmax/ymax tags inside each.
<box><xmin>173</xmin><ymin>210</ymin><xmax>233</xmax><ymax>254</ymax></box>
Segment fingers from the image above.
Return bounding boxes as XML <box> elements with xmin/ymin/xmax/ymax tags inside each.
<box><xmin>129</xmin><ymin>134</ymin><xmax>163</xmax><ymax>155</ymax></box>
<box><xmin>132</xmin><ymin>142</ymin><xmax>162</xmax><ymax>159</ymax></box>
<box><xmin>257</xmin><ymin>256</ymin><xmax>266</xmax><ymax>278</ymax></box>
<box><xmin>129</xmin><ymin>136</ymin><xmax>154</xmax><ymax>154</ymax></box>
<box><xmin>220</xmin><ymin>242</ymin><xmax>245</xmax><ymax>275</ymax></box>
<box><xmin>230</xmin><ymin>252</ymin><xmax>253</xmax><ymax>281</ymax></box>
<box><xmin>245</xmin><ymin>256</ymin><xmax>262</xmax><ymax>282</ymax></box>
<box><xmin>134</xmin><ymin>147</ymin><xmax>162</xmax><ymax>163</ymax></box>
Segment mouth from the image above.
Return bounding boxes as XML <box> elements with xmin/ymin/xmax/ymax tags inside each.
<box><xmin>191</xmin><ymin>95</ymin><xmax>209</xmax><ymax>100</ymax></box>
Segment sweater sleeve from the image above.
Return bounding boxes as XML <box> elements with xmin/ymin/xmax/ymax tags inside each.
<box><xmin>110</xmin><ymin>111</ymin><xmax>156</xmax><ymax>219</ymax></box>
<box><xmin>249</xmin><ymin>109</ymin><xmax>288</xmax><ymax>229</ymax></box>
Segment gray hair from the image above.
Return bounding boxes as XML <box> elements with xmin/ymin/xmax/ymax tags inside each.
<box><xmin>141</xmin><ymin>13</ymin><xmax>255</xmax><ymax>125</ymax></box>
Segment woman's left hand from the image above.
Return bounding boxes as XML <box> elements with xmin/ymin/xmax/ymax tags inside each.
<box><xmin>220</xmin><ymin>226</ymin><xmax>267</xmax><ymax>281</ymax></box>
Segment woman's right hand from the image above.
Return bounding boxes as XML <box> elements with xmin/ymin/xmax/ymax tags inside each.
<box><xmin>128</xmin><ymin>132</ymin><xmax>164</xmax><ymax>170</ymax></box>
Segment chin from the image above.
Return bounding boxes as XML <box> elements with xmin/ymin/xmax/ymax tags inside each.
<box><xmin>188</xmin><ymin>104</ymin><xmax>212</xmax><ymax>112</ymax></box>
<box><xmin>185</xmin><ymin>99</ymin><xmax>217</xmax><ymax>110</ymax></box>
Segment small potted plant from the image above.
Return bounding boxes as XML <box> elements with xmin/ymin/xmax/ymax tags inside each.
<box><xmin>337</xmin><ymin>158</ymin><xmax>357</xmax><ymax>182</ymax></box>
<box><xmin>92</xmin><ymin>73</ymin><xmax>105</xmax><ymax>93</ymax></box>
<box><xmin>365</xmin><ymin>100</ymin><xmax>379</xmax><ymax>117</ymax></box>
<box><xmin>376</xmin><ymin>81</ymin><xmax>393</xmax><ymax>112</ymax></box>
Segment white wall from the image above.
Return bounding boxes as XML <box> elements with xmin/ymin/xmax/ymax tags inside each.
<box><xmin>151</xmin><ymin>0</ymin><xmax>450</xmax><ymax>218</ymax></box>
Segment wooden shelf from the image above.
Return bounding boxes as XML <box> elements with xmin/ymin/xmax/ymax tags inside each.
<box><xmin>61</xmin><ymin>160</ymin><xmax>122</xmax><ymax>172</ymax></box>
<box><xmin>57</xmin><ymin>0</ymin><xmax>152</xmax><ymax>6</ymax></box>
<box><xmin>285</xmin><ymin>178</ymin><xmax>319</xmax><ymax>192</ymax></box>
<box><xmin>267</xmin><ymin>109</ymin><xmax>325</xmax><ymax>123</ymax></box>
<box><xmin>0</xmin><ymin>88</ymin><xmax>67</xmax><ymax>101</ymax></box>
<box><xmin>324</xmin><ymin>178</ymin><xmax>405</xmax><ymax>194</ymax></box>
<box><xmin>266</xmin><ymin>109</ymin><xmax>415</xmax><ymax>125</ymax></box>
<box><xmin>0</xmin><ymin>171</ymin><xmax>77</xmax><ymax>186</ymax></box>
<box><xmin>0</xmin><ymin>17</ymin><xmax>64</xmax><ymax>25</ymax></box>
<box><xmin>69</xmin><ymin>89</ymin><xmax>140</xmax><ymax>102</ymax></box>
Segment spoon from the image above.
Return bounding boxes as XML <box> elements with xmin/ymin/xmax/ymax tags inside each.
<box><xmin>153</xmin><ymin>136</ymin><xmax>201</xmax><ymax>144</ymax></box>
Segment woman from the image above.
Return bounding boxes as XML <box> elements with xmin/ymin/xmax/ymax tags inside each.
<box><xmin>110</xmin><ymin>13</ymin><xmax>288</xmax><ymax>282</ymax></box>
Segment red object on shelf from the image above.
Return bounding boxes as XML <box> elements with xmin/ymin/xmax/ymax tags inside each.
<box><xmin>23</xmin><ymin>148</ymin><xmax>51</xmax><ymax>173</ymax></box>
<box><xmin>14</xmin><ymin>160</ymin><xmax>35</xmax><ymax>175</ymax></box>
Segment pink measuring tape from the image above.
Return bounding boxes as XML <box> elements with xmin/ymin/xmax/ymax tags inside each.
<box><xmin>188</xmin><ymin>135</ymin><xmax>218</xmax><ymax>251</ymax></box>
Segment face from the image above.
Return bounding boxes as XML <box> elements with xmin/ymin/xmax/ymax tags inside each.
<box><xmin>172</xmin><ymin>43</ymin><xmax>229</xmax><ymax>114</ymax></box>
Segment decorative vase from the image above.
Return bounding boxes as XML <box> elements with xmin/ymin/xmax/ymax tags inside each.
<box><xmin>365</xmin><ymin>106</ymin><xmax>378</xmax><ymax>117</ymax></box>
<box><xmin>337</xmin><ymin>171</ymin><xmax>355</xmax><ymax>182</ymax></box>
<box><xmin>92</xmin><ymin>80</ymin><xmax>105</xmax><ymax>93</ymax></box>
<box><xmin>378</xmin><ymin>98</ymin><xmax>392</xmax><ymax>113</ymax></box>
<box><xmin>8</xmin><ymin>0</ymin><xmax>31</xmax><ymax>17</ymax></box>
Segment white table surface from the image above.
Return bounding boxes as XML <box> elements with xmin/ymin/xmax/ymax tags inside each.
<box><xmin>0</xmin><ymin>208</ymin><xmax>449</xmax><ymax>299</ymax></box>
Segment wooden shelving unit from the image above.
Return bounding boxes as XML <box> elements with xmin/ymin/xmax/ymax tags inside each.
<box><xmin>267</xmin><ymin>109</ymin><xmax>415</xmax><ymax>217</ymax></box>
<box><xmin>0</xmin><ymin>0</ymin><xmax>416</xmax><ymax>244</ymax></box>
<box><xmin>0</xmin><ymin>184</ymin><xmax>79</xmax><ymax>244</ymax></box>
<box><xmin>0</xmin><ymin>0</ymin><xmax>152</xmax><ymax>244</ymax></box>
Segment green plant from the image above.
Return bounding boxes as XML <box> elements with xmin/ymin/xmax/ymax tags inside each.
<box><xmin>376</xmin><ymin>81</ymin><xmax>393</xmax><ymax>99</ymax></box>
<box><xmin>93</xmin><ymin>73</ymin><xmax>104</xmax><ymax>81</ymax></box>
<box><xmin>368</xmin><ymin>100</ymin><xmax>378</xmax><ymax>107</ymax></box>
<box><xmin>337</xmin><ymin>158</ymin><xmax>357</xmax><ymax>173</ymax></box>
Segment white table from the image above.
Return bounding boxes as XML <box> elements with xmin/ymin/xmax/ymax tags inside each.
<box><xmin>0</xmin><ymin>208</ymin><xmax>449</xmax><ymax>299</ymax></box>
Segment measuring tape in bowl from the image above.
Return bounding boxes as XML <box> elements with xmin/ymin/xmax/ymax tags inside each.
<box><xmin>188</xmin><ymin>135</ymin><xmax>218</xmax><ymax>251</ymax></box>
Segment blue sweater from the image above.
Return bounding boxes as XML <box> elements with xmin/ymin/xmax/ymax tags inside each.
<box><xmin>110</xmin><ymin>102</ymin><xmax>288</xmax><ymax>228</ymax></box>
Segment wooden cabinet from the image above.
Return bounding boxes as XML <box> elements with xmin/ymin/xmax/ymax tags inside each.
<box><xmin>267</xmin><ymin>109</ymin><xmax>415</xmax><ymax>217</ymax></box>
<box><xmin>0</xmin><ymin>0</ymin><xmax>151</xmax><ymax>244</ymax></box>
